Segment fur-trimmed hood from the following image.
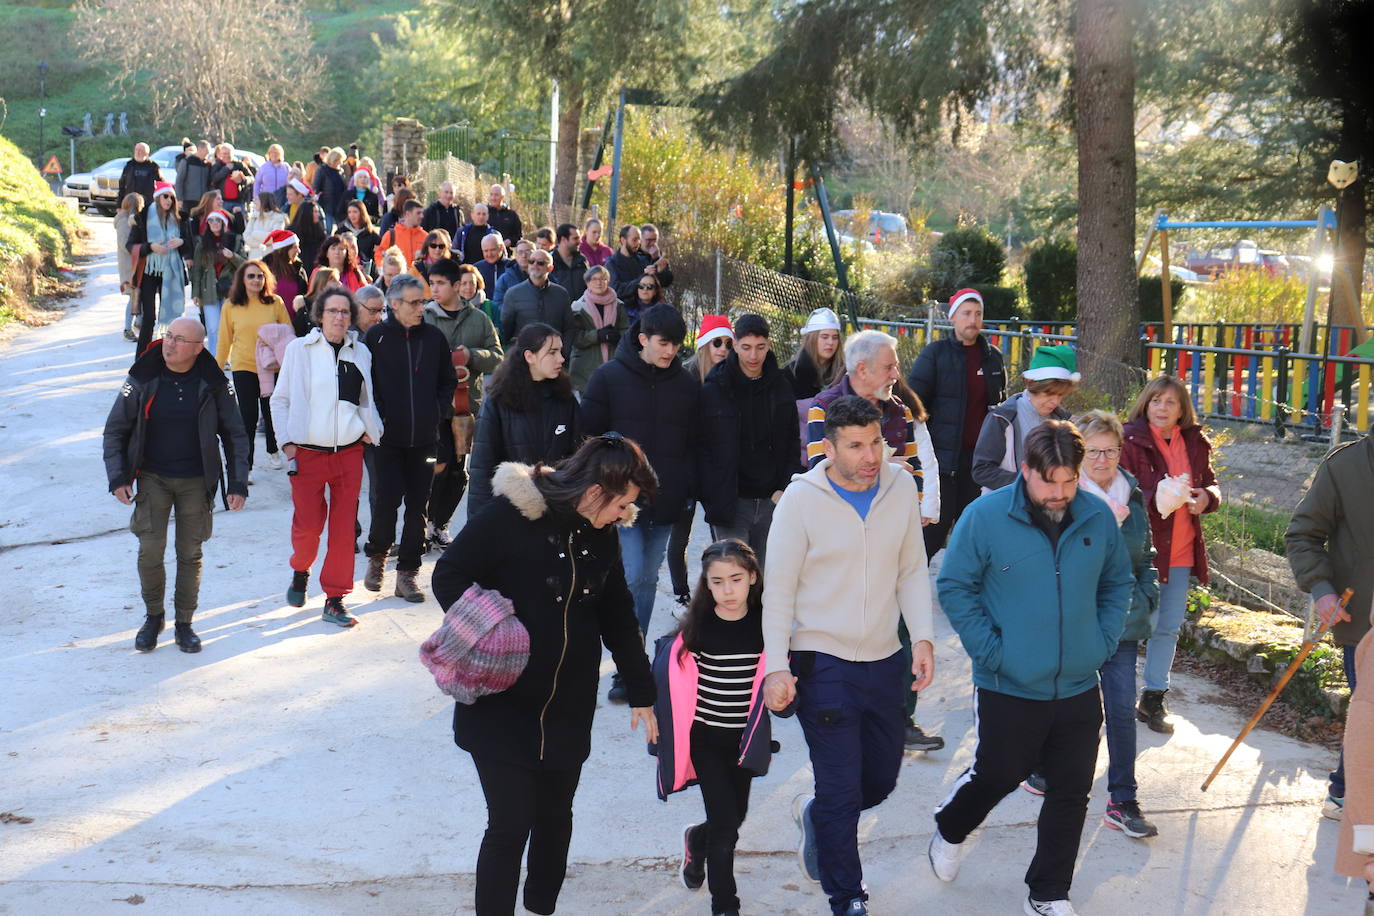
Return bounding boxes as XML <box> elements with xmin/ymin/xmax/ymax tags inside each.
<box><xmin>492</xmin><ymin>461</ymin><xmax>639</xmax><ymax>526</ymax></box>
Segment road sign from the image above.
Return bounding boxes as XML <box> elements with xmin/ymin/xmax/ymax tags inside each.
<box><xmin>41</xmin><ymin>155</ymin><xmax>62</xmax><ymax>176</ymax></box>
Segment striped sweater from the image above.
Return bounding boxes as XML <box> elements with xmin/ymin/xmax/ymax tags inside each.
<box><xmin>806</xmin><ymin>375</ymin><xmax>923</xmax><ymax>495</ymax></box>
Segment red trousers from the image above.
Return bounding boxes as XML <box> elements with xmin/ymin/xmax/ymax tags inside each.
<box><xmin>289</xmin><ymin>444</ymin><xmax>363</xmax><ymax>598</ymax></box>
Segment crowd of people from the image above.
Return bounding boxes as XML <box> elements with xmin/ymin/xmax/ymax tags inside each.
<box><xmin>99</xmin><ymin>139</ymin><xmax>1372</xmax><ymax>916</ymax></box>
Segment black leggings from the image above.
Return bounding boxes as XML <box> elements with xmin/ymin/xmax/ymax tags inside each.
<box><xmin>471</xmin><ymin>754</ymin><xmax>583</xmax><ymax>916</ymax></box>
<box><xmin>690</xmin><ymin>723</ymin><xmax>753</xmax><ymax>913</ymax></box>
<box><xmin>231</xmin><ymin>370</ymin><xmax>277</xmax><ymax>469</ymax></box>
<box><xmin>134</xmin><ymin>272</ymin><xmax>163</xmax><ymax>358</ymax></box>
<box><xmin>667</xmin><ymin>502</ymin><xmax>696</xmax><ymax>597</ymax></box>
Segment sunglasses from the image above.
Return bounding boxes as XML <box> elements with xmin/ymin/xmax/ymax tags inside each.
<box><xmin>637</xmin><ymin>284</ymin><xmax>657</xmax><ymax>291</ymax></box>
<box><xmin>428</xmin><ymin>242</ymin><xmax>446</xmax><ymax>249</ymax></box>
<box><xmin>710</xmin><ymin>338</ymin><xmax>733</xmax><ymax>349</ymax></box>
<box><xmin>244</xmin><ymin>273</ymin><xmax>264</xmax><ymax>280</ymax></box>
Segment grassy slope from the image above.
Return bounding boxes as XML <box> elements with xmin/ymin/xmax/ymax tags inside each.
<box><xmin>0</xmin><ymin>0</ymin><xmax>415</xmax><ymax>174</ymax></box>
<box><xmin>0</xmin><ymin>134</ymin><xmax>82</xmax><ymax>326</ymax></box>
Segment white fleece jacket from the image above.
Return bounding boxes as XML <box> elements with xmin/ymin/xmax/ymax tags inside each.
<box><xmin>762</xmin><ymin>458</ymin><xmax>934</xmax><ymax>676</ymax></box>
<box><xmin>270</xmin><ymin>328</ymin><xmax>383</xmax><ymax>449</ymax></box>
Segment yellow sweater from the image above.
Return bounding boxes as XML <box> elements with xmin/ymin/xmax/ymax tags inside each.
<box><xmin>216</xmin><ymin>294</ymin><xmax>291</xmax><ymax>373</ymax></box>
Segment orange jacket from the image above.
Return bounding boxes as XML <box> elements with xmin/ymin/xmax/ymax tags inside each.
<box><xmin>380</xmin><ymin>224</ymin><xmax>427</xmax><ymax>268</ymax></box>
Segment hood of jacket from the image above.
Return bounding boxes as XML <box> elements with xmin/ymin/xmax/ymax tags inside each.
<box><xmin>129</xmin><ymin>345</ymin><xmax>228</xmax><ymax>390</ymax></box>
<box><xmin>611</xmin><ymin>321</ymin><xmax>682</xmax><ymax>382</ymax></box>
<box><xmin>492</xmin><ymin>462</ymin><xmax>639</xmax><ymax>527</ymax></box>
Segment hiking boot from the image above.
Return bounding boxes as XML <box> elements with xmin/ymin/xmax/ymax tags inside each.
<box><xmin>174</xmin><ymin>622</ymin><xmax>202</xmax><ymax>654</ymax></box>
<box><xmin>680</xmin><ymin>823</ymin><xmax>706</xmax><ymax>891</ymax></box>
<box><xmin>363</xmin><ymin>552</ymin><xmax>386</xmax><ymax>591</ymax></box>
<box><xmin>607</xmin><ymin>673</ymin><xmax>628</xmax><ymax>704</ymax></box>
<box><xmin>134</xmin><ymin>614</ymin><xmax>165</xmax><ymax>652</ymax></box>
<box><xmin>1323</xmin><ymin>793</ymin><xmax>1344</xmax><ymax>820</ymax></box>
<box><xmin>927</xmin><ymin>828</ymin><xmax>974</xmax><ymax>883</ymax></box>
<box><xmin>286</xmin><ymin>570</ymin><xmax>309</xmax><ymax>607</ymax></box>
<box><xmin>792</xmin><ymin>794</ymin><xmax>820</xmax><ymax>883</ymax></box>
<box><xmin>905</xmin><ymin>721</ymin><xmax>945</xmax><ymax>752</ymax></box>
<box><xmin>321</xmin><ymin>597</ymin><xmax>359</xmax><ymax>628</ymax></box>
<box><xmin>1136</xmin><ymin>689</ymin><xmax>1174</xmax><ymax>734</ymax></box>
<box><xmin>1025</xmin><ymin>896</ymin><xmax>1078</xmax><ymax>915</ymax></box>
<box><xmin>1023</xmin><ymin>772</ymin><xmax>1048</xmax><ymax>796</ymax></box>
<box><xmin>395</xmin><ymin>569</ymin><xmax>425</xmax><ymax>603</ymax></box>
<box><xmin>1104</xmin><ymin>800</ymin><xmax>1158</xmax><ymax>838</ymax></box>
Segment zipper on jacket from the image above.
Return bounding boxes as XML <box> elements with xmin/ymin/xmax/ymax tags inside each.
<box><xmin>405</xmin><ymin>329</ymin><xmax>416</xmax><ymax>445</ymax></box>
<box><xmin>539</xmin><ymin>531</ymin><xmax>577</xmax><ymax>760</ymax></box>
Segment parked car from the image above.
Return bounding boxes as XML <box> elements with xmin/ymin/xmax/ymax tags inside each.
<box><xmin>1184</xmin><ymin>239</ymin><xmax>1290</xmax><ymax>279</ymax></box>
<box><xmin>62</xmin><ymin>169</ymin><xmax>96</xmax><ymax>209</ymax></box>
<box><xmin>88</xmin><ymin>145</ymin><xmax>265</xmax><ymax>214</ymax></box>
<box><xmin>832</xmin><ymin>209</ymin><xmax>910</xmax><ymax>245</ymax></box>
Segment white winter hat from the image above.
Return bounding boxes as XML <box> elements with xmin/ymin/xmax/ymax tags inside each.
<box><xmin>801</xmin><ymin>307</ymin><xmax>842</xmax><ymax>335</ymax></box>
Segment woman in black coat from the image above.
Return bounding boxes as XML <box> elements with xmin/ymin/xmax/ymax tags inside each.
<box><xmin>432</xmin><ymin>435</ymin><xmax>659</xmax><ymax>916</ymax></box>
<box><xmin>467</xmin><ymin>322</ymin><xmax>580</xmax><ymax>519</ymax></box>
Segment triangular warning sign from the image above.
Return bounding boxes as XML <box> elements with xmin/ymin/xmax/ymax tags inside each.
<box><xmin>42</xmin><ymin>155</ymin><xmax>62</xmax><ymax>175</ymax></box>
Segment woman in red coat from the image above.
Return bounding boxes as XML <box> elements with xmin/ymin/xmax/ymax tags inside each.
<box><xmin>1120</xmin><ymin>375</ymin><xmax>1221</xmax><ymax>734</ymax></box>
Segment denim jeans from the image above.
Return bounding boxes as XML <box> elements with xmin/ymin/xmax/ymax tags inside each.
<box><xmin>1330</xmin><ymin>643</ymin><xmax>1358</xmax><ymax>797</ymax></box>
<box><xmin>617</xmin><ymin>514</ymin><xmax>673</xmax><ymax>636</ymax></box>
<box><xmin>1100</xmin><ymin>640</ymin><xmax>1140</xmax><ymax>803</ymax></box>
<box><xmin>201</xmin><ymin>300</ymin><xmax>222</xmax><ymax>356</ymax></box>
<box><xmin>1143</xmin><ymin>566</ymin><xmax>1191</xmax><ymax>692</ymax></box>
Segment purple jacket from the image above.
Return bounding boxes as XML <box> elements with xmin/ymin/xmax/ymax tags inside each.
<box><xmin>649</xmin><ymin>632</ymin><xmax>773</xmax><ymax>801</ymax></box>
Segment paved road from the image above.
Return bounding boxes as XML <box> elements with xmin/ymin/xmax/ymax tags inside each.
<box><xmin>0</xmin><ymin>216</ymin><xmax>1363</xmax><ymax>915</ymax></box>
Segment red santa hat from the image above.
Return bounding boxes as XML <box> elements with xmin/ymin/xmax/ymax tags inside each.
<box><xmin>288</xmin><ymin>178</ymin><xmax>312</xmax><ymax>197</ymax></box>
<box><xmin>696</xmin><ymin>314</ymin><xmax>734</xmax><ymax>348</ymax></box>
<box><xmin>264</xmin><ymin>229</ymin><xmax>299</xmax><ymax>253</ymax></box>
<box><xmin>205</xmin><ymin>209</ymin><xmax>233</xmax><ymax>226</ymax></box>
<box><xmin>152</xmin><ymin>181</ymin><xmax>176</xmax><ymax>199</ymax></box>
<box><xmin>353</xmin><ymin>168</ymin><xmax>375</xmax><ymax>188</ymax></box>
<box><xmin>948</xmin><ymin>288</ymin><xmax>984</xmax><ymax>320</ymax></box>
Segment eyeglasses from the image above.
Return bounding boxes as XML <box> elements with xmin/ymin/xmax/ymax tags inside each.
<box><xmin>323</xmin><ymin>308</ymin><xmax>351</xmax><ymax>317</ymax></box>
<box><xmin>164</xmin><ymin>335</ymin><xmax>204</xmax><ymax>346</ymax></box>
<box><xmin>599</xmin><ymin>431</ymin><xmax>625</xmax><ymax>445</ymax></box>
<box><xmin>399</xmin><ymin>296</ymin><xmax>426</xmax><ymax>306</ymax></box>
<box><xmin>1085</xmin><ymin>447</ymin><xmax>1122</xmax><ymax>460</ymax></box>
<box><xmin>244</xmin><ymin>273</ymin><xmax>264</xmax><ymax>280</ymax></box>
<box><xmin>710</xmin><ymin>338</ymin><xmax>733</xmax><ymax>349</ymax></box>
<box><xmin>361</xmin><ymin>304</ymin><xmax>384</xmax><ymax>314</ymax></box>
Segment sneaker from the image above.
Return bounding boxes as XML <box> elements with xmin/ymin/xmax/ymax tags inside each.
<box><xmin>430</xmin><ymin>526</ymin><xmax>451</xmax><ymax>549</ymax></box>
<box><xmin>173</xmin><ymin>622</ymin><xmax>202</xmax><ymax>653</ymax></box>
<box><xmin>1323</xmin><ymin>793</ymin><xmax>1344</xmax><ymax>820</ymax></box>
<box><xmin>134</xmin><ymin>614</ymin><xmax>165</xmax><ymax>652</ymax></box>
<box><xmin>123</xmin><ymin>328</ymin><xmax>137</xmax><ymax>342</ymax></box>
<box><xmin>607</xmin><ymin>674</ymin><xmax>628</xmax><ymax>704</ymax></box>
<box><xmin>266</xmin><ymin>451</ymin><xmax>284</xmax><ymax>470</ymax></box>
<box><xmin>905</xmin><ymin>722</ymin><xmax>945</xmax><ymax>752</ymax></box>
<box><xmin>248</xmin><ymin>469</ymin><xmax>255</xmax><ymax>486</ymax></box>
<box><xmin>1103</xmin><ymin>800</ymin><xmax>1158</xmax><ymax>838</ymax></box>
<box><xmin>927</xmin><ymin>828</ymin><xmax>974</xmax><ymax>882</ymax></box>
<box><xmin>395</xmin><ymin>569</ymin><xmax>425</xmax><ymax>603</ymax></box>
<box><xmin>1025</xmin><ymin>896</ymin><xmax>1078</xmax><ymax>915</ymax></box>
<box><xmin>792</xmin><ymin>794</ymin><xmax>820</xmax><ymax>883</ymax></box>
<box><xmin>842</xmin><ymin>899</ymin><xmax>868</xmax><ymax>915</ymax></box>
<box><xmin>286</xmin><ymin>570</ymin><xmax>309</xmax><ymax>607</ymax></box>
<box><xmin>363</xmin><ymin>552</ymin><xmax>386</xmax><ymax>592</ymax></box>
<box><xmin>680</xmin><ymin>823</ymin><xmax>705</xmax><ymax>891</ymax></box>
<box><xmin>321</xmin><ymin>597</ymin><xmax>359</xmax><ymax>628</ymax></box>
<box><xmin>1022</xmin><ymin>773</ymin><xmax>1048</xmax><ymax>796</ymax></box>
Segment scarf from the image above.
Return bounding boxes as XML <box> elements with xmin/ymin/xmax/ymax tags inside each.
<box><xmin>574</xmin><ymin>288</ymin><xmax>620</xmax><ymax>362</ymax></box>
<box><xmin>1080</xmin><ymin>470</ymin><xmax>1131</xmax><ymax>526</ymax></box>
<box><xmin>145</xmin><ymin>210</ymin><xmax>186</xmax><ymax>326</ymax></box>
<box><xmin>1012</xmin><ymin>391</ymin><xmax>1047</xmax><ymax>464</ymax></box>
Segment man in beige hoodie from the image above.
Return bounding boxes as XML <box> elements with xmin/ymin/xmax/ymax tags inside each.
<box><xmin>762</xmin><ymin>395</ymin><xmax>936</xmax><ymax>916</ymax></box>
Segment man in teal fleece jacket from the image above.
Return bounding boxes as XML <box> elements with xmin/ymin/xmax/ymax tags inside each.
<box><xmin>929</xmin><ymin>420</ymin><xmax>1132</xmax><ymax>916</ymax></box>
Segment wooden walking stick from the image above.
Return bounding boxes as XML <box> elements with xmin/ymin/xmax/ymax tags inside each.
<box><xmin>1200</xmin><ymin>587</ymin><xmax>1353</xmax><ymax>791</ymax></box>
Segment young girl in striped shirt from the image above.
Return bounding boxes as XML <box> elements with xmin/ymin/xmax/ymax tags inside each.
<box><xmin>652</xmin><ymin>539</ymin><xmax>773</xmax><ymax>916</ymax></box>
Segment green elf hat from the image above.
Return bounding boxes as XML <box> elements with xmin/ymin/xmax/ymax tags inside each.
<box><xmin>1023</xmin><ymin>344</ymin><xmax>1081</xmax><ymax>382</ymax></box>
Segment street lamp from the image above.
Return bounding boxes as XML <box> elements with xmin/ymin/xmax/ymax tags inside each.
<box><xmin>37</xmin><ymin>60</ymin><xmax>48</xmax><ymax>166</ymax></box>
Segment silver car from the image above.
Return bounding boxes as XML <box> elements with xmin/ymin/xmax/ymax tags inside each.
<box><xmin>62</xmin><ymin>170</ymin><xmax>95</xmax><ymax>208</ymax></box>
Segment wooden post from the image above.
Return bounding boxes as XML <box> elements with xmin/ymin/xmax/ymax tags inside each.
<box><xmin>1135</xmin><ymin>227</ymin><xmax>1157</xmax><ymax>275</ymax></box>
<box><xmin>1159</xmin><ymin>228</ymin><xmax>1174</xmax><ymax>341</ymax></box>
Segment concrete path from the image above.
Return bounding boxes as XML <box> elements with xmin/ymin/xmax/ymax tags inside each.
<box><xmin>0</xmin><ymin>216</ymin><xmax>1364</xmax><ymax>915</ymax></box>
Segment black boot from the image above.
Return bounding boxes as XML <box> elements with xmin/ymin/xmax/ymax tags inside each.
<box><xmin>1136</xmin><ymin>689</ymin><xmax>1174</xmax><ymax>734</ymax></box>
<box><xmin>134</xmin><ymin>614</ymin><xmax>165</xmax><ymax>652</ymax></box>
<box><xmin>174</xmin><ymin>622</ymin><xmax>202</xmax><ymax>653</ymax></box>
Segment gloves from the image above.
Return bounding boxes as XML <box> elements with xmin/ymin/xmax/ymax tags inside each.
<box><xmin>597</xmin><ymin>327</ymin><xmax>620</xmax><ymax>344</ymax></box>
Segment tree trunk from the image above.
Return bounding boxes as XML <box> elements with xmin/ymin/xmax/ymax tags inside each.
<box><xmin>1328</xmin><ymin>109</ymin><xmax>1368</xmax><ymax>345</ymax></box>
<box><xmin>1074</xmin><ymin>0</ymin><xmax>1140</xmax><ymax>405</ymax></box>
<box><xmin>553</xmin><ymin>87</ymin><xmax>585</xmax><ymax>215</ymax></box>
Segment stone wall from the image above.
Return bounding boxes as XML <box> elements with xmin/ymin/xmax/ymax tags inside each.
<box><xmin>381</xmin><ymin>119</ymin><xmax>427</xmax><ymax>185</ymax></box>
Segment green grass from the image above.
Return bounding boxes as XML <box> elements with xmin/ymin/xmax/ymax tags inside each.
<box><xmin>0</xmin><ymin>1</ymin><xmax>415</xmax><ymax>173</ymax></box>
<box><xmin>0</xmin><ymin>133</ymin><xmax>81</xmax><ymax>328</ymax></box>
<box><xmin>1201</xmin><ymin>500</ymin><xmax>1291</xmax><ymax>556</ymax></box>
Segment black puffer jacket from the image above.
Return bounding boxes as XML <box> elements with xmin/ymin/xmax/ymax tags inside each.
<box><xmin>607</xmin><ymin>249</ymin><xmax>674</xmax><ymax>300</ymax></box>
<box><xmin>363</xmin><ymin>317</ymin><xmax>457</xmax><ymax>449</ymax></box>
<box><xmin>467</xmin><ymin>381</ymin><xmax>580</xmax><ymax>519</ymax></box>
<box><xmin>102</xmin><ymin>347</ymin><xmax>250</xmax><ymax>507</ymax></box>
<box><xmin>550</xmin><ymin>249</ymin><xmax>588</xmax><ymax>302</ymax></box>
<box><xmin>311</xmin><ymin>164</ymin><xmax>348</xmax><ymax>222</ymax></box>
<box><xmin>700</xmin><ymin>351</ymin><xmax>801</xmax><ymax>525</ymax></box>
<box><xmin>907</xmin><ymin>334</ymin><xmax>1006</xmax><ymax>471</ymax></box>
<box><xmin>581</xmin><ymin>329</ymin><xmax>701</xmax><ymax>525</ymax></box>
<box><xmin>432</xmin><ymin>463</ymin><xmax>655</xmax><ymax>768</ymax></box>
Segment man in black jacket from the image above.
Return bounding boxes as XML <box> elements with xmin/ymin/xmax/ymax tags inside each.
<box><xmin>700</xmin><ymin>314</ymin><xmax>801</xmax><ymax>568</ymax></box>
<box><xmin>607</xmin><ymin>224</ymin><xmax>674</xmax><ymax>301</ymax></box>
<box><xmin>500</xmin><ymin>249</ymin><xmax>573</xmax><ymax>351</ymax></box>
<box><xmin>907</xmin><ymin>288</ymin><xmax>1006</xmax><ymax>560</ymax></box>
<box><xmin>485</xmin><ymin>183</ymin><xmax>523</xmax><ymax>254</ymax></box>
<box><xmin>422</xmin><ymin>182</ymin><xmax>463</xmax><ymax>238</ymax></box>
<box><xmin>118</xmin><ymin>143</ymin><xmax>162</xmax><ymax>207</ymax></box>
<box><xmin>550</xmin><ymin>223</ymin><xmax>588</xmax><ymax>302</ymax></box>
<box><xmin>102</xmin><ymin>317</ymin><xmax>250</xmax><ymax>654</ymax></box>
<box><xmin>582</xmin><ymin>304</ymin><xmax>700</xmax><ymax>700</ymax></box>
<box><xmin>363</xmin><ymin>274</ymin><xmax>458</xmax><ymax>602</ymax></box>
<box><xmin>174</xmin><ymin>141</ymin><xmax>211</xmax><ymax>219</ymax></box>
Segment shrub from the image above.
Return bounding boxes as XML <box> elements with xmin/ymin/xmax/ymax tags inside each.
<box><xmin>929</xmin><ymin>225</ymin><xmax>1005</xmax><ymax>300</ymax></box>
<box><xmin>1024</xmin><ymin>237</ymin><xmax>1077</xmax><ymax>322</ymax></box>
<box><xmin>1139</xmin><ymin>275</ymin><xmax>1187</xmax><ymax>324</ymax></box>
